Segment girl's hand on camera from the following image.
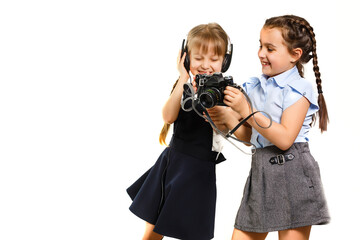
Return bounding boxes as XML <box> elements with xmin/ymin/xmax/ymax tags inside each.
<box><xmin>224</xmin><ymin>86</ymin><xmax>250</xmax><ymax>117</ymax></box>
<box><xmin>206</xmin><ymin>106</ymin><xmax>228</xmax><ymax>132</ymax></box>
<box><xmin>207</xmin><ymin>106</ymin><xmax>228</xmax><ymax>126</ymax></box>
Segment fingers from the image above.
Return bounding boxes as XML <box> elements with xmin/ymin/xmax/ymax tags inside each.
<box><xmin>223</xmin><ymin>87</ymin><xmax>248</xmax><ymax>116</ymax></box>
<box><xmin>207</xmin><ymin>106</ymin><xmax>224</xmax><ymax>115</ymax></box>
<box><xmin>180</xmin><ymin>50</ymin><xmax>186</xmax><ymax>63</ymax></box>
<box><xmin>206</xmin><ymin>106</ymin><xmax>229</xmax><ymax>125</ymax></box>
<box><xmin>177</xmin><ymin>51</ymin><xmax>189</xmax><ymax>80</ymax></box>
<box><xmin>177</xmin><ymin>51</ymin><xmax>184</xmax><ymax>67</ymax></box>
<box><xmin>225</xmin><ymin>86</ymin><xmax>243</xmax><ymax>100</ymax></box>
<box><xmin>223</xmin><ymin>94</ymin><xmax>236</xmax><ymax>106</ymax></box>
<box><xmin>224</xmin><ymin>86</ymin><xmax>241</xmax><ymax>96</ymax></box>
<box><xmin>177</xmin><ymin>50</ymin><xmax>181</xmax><ymax>63</ymax></box>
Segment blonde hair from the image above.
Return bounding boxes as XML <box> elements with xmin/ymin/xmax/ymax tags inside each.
<box><xmin>159</xmin><ymin>23</ymin><xmax>230</xmax><ymax>145</ymax></box>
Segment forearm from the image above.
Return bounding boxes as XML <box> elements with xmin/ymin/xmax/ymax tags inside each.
<box><xmin>212</xmin><ymin>123</ymin><xmax>228</xmax><ymax>133</ymax></box>
<box><xmin>247</xmin><ymin>98</ymin><xmax>308</xmax><ymax>150</ymax></box>
<box><xmin>162</xmin><ymin>76</ymin><xmax>188</xmax><ymax>124</ymax></box>
<box><xmin>226</xmin><ymin>116</ymin><xmax>252</xmax><ymax>143</ymax></box>
<box><xmin>224</xmin><ymin>87</ymin><xmax>309</xmax><ymax>150</ymax></box>
<box><xmin>248</xmin><ymin>114</ymin><xmax>294</xmax><ymax>150</ymax></box>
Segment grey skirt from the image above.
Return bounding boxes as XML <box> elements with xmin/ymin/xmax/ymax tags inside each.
<box><xmin>234</xmin><ymin>142</ymin><xmax>330</xmax><ymax>233</ymax></box>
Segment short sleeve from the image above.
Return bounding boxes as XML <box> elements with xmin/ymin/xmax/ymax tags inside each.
<box><xmin>242</xmin><ymin>77</ymin><xmax>260</xmax><ymax>95</ymax></box>
<box><xmin>284</xmin><ymin>78</ymin><xmax>319</xmax><ymax>116</ymax></box>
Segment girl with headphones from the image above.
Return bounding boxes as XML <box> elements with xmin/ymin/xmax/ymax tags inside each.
<box><xmin>127</xmin><ymin>23</ymin><xmax>233</xmax><ymax>240</ymax></box>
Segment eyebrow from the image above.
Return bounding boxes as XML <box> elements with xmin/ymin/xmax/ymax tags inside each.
<box><xmin>259</xmin><ymin>40</ymin><xmax>277</xmax><ymax>48</ymax></box>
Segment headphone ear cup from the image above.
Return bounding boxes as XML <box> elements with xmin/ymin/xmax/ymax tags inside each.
<box><xmin>184</xmin><ymin>51</ymin><xmax>190</xmax><ymax>73</ymax></box>
<box><xmin>181</xmin><ymin>39</ymin><xmax>190</xmax><ymax>73</ymax></box>
<box><xmin>221</xmin><ymin>43</ymin><xmax>233</xmax><ymax>72</ymax></box>
<box><xmin>221</xmin><ymin>54</ymin><xmax>231</xmax><ymax>72</ymax></box>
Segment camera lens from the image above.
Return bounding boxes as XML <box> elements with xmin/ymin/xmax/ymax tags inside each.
<box><xmin>199</xmin><ymin>88</ymin><xmax>221</xmax><ymax>108</ymax></box>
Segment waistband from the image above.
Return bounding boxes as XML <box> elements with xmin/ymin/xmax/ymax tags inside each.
<box><xmin>252</xmin><ymin>142</ymin><xmax>311</xmax><ymax>166</ymax></box>
<box><xmin>169</xmin><ymin>136</ymin><xmax>226</xmax><ymax>164</ymax></box>
<box><xmin>255</xmin><ymin>142</ymin><xmax>310</xmax><ymax>155</ymax></box>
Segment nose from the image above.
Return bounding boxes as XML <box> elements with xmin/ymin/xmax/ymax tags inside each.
<box><xmin>258</xmin><ymin>47</ymin><xmax>265</xmax><ymax>59</ymax></box>
<box><xmin>201</xmin><ymin>59</ymin><xmax>211</xmax><ymax>69</ymax></box>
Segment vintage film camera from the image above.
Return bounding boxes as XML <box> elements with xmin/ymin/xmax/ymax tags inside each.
<box><xmin>195</xmin><ymin>73</ymin><xmax>241</xmax><ymax>108</ymax></box>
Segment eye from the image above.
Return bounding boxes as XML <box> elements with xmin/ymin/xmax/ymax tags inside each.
<box><xmin>267</xmin><ymin>47</ymin><xmax>274</xmax><ymax>52</ymax></box>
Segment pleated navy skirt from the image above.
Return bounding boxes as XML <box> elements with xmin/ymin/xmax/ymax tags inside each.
<box><xmin>127</xmin><ymin>136</ymin><xmax>225</xmax><ymax>240</ymax></box>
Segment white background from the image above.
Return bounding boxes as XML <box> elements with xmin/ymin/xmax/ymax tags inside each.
<box><xmin>1</xmin><ymin>0</ymin><xmax>359</xmax><ymax>239</ymax></box>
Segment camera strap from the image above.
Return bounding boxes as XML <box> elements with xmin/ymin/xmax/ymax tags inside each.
<box><xmin>182</xmin><ymin>82</ymin><xmax>253</xmax><ymax>155</ymax></box>
<box><xmin>227</xmin><ymin>87</ymin><xmax>272</xmax><ymax>135</ymax></box>
<box><xmin>181</xmin><ymin>81</ymin><xmax>273</xmax><ymax>155</ymax></box>
<box><xmin>201</xmin><ymin>108</ymin><xmax>256</xmax><ymax>155</ymax></box>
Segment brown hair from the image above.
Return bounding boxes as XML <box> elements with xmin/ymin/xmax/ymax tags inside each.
<box><xmin>264</xmin><ymin>15</ymin><xmax>329</xmax><ymax>132</ymax></box>
<box><xmin>159</xmin><ymin>23</ymin><xmax>230</xmax><ymax>145</ymax></box>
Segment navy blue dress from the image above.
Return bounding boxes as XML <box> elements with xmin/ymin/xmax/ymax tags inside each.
<box><xmin>127</xmin><ymin>105</ymin><xmax>225</xmax><ymax>240</ymax></box>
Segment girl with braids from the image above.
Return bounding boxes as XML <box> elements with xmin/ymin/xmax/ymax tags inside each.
<box><xmin>127</xmin><ymin>23</ymin><xmax>231</xmax><ymax>240</ymax></box>
<box><xmin>220</xmin><ymin>15</ymin><xmax>330</xmax><ymax>240</ymax></box>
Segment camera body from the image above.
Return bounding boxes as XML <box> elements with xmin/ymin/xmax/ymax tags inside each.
<box><xmin>195</xmin><ymin>73</ymin><xmax>240</xmax><ymax>108</ymax></box>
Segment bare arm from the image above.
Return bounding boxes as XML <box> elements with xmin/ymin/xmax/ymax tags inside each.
<box><xmin>224</xmin><ymin>86</ymin><xmax>310</xmax><ymax>150</ymax></box>
<box><xmin>162</xmin><ymin>52</ymin><xmax>190</xmax><ymax>124</ymax></box>
<box><xmin>207</xmin><ymin>106</ymin><xmax>252</xmax><ymax>143</ymax></box>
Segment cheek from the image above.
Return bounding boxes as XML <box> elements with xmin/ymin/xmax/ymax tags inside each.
<box><xmin>190</xmin><ymin>59</ymin><xmax>200</xmax><ymax>69</ymax></box>
<box><xmin>213</xmin><ymin>61</ymin><xmax>223</xmax><ymax>72</ymax></box>
<box><xmin>189</xmin><ymin>64</ymin><xmax>197</xmax><ymax>75</ymax></box>
<box><xmin>267</xmin><ymin>54</ymin><xmax>277</xmax><ymax>65</ymax></box>
<box><xmin>189</xmin><ymin>61</ymin><xmax>201</xmax><ymax>75</ymax></box>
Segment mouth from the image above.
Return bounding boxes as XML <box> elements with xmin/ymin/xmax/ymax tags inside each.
<box><xmin>198</xmin><ymin>71</ymin><xmax>213</xmax><ymax>75</ymax></box>
<box><xmin>261</xmin><ymin>61</ymin><xmax>270</xmax><ymax>67</ymax></box>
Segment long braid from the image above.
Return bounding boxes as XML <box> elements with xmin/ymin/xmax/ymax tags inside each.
<box><xmin>296</xmin><ymin>18</ymin><xmax>329</xmax><ymax>132</ymax></box>
<box><xmin>265</xmin><ymin>15</ymin><xmax>329</xmax><ymax>132</ymax></box>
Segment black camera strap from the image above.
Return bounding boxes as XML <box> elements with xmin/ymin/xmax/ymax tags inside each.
<box><xmin>181</xmin><ymin>81</ymin><xmax>272</xmax><ymax>155</ymax></box>
<box><xmin>201</xmin><ymin>108</ymin><xmax>256</xmax><ymax>155</ymax></box>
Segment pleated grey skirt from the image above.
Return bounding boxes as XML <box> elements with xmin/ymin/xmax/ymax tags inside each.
<box><xmin>234</xmin><ymin>142</ymin><xmax>330</xmax><ymax>233</ymax></box>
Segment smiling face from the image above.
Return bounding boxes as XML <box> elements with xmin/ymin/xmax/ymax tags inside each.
<box><xmin>189</xmin><ymin>41</ymin><xmax>224</xmax><ymax>75</ymax></box>
<box><xmin>258</xmin><ymin>27</ymin><xmax>299</xmax><ymax>77</ymax></box>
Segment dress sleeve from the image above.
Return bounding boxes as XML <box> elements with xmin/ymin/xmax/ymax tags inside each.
<box><xmin>284</xmin><ymin>78</ymin><xmax>319</xmax><ymax>116</ymax></box>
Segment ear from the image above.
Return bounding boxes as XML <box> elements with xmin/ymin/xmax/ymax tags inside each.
<box><xmin>290</xmin><ymin>48</ymin><xmax>303</xmax><ymax>63</ymax></box>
